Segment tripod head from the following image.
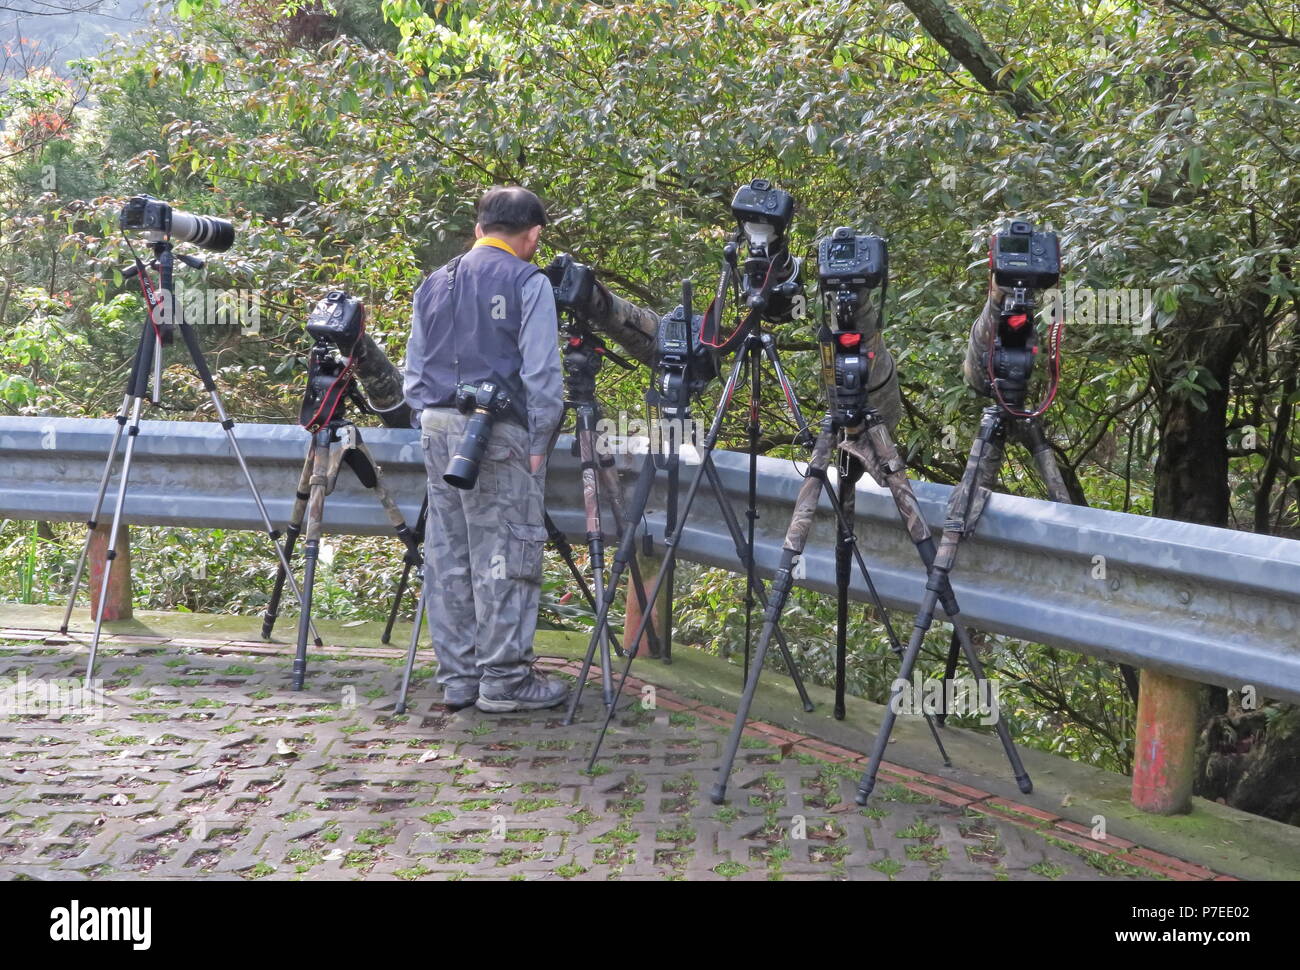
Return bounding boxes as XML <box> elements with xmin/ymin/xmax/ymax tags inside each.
<box><xmin>700</xmin><ymin>180</ymin><xmax>805</xmax><ymax>355</ymax></box>
<box><xmin>300</xmin><ymin>331</ymin><xmax>366</xmax><ymax>432</ymax></box>
<box><xmin>987</xmin><ymin>288</ymin><xmax>1040</xmax><ymax>411</ymax></box>
<box><xmin>728</xmin><ymin>179</ymin><xmax>804</xmax><ymax>326</ymax></box>
<box><xmin>651</xmin><ymin>280</ymin><xmax>717</xmax><ymax>419</ymax></box>
<box><xmin>561</xmin><ymin>318</ymin><xmax>635</xmax><ymax>405</ymax></box>
<box><xmin>816</xmin><ymin>228</ymin><xmax>888</xmax><ymax>430</ymax></box>
<box><xmin>120</xmin><ymin>239</ymin><xmax>207</xmax><ymax>347</ymax></box>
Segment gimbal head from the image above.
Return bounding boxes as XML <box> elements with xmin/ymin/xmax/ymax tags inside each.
<box><xmin>816</xmin><ymin>228</ymin><xmax>889</xmax><ymax>429</ymax></box>
<box><xmin>561</xmin><ymin>319</ymin><xmax>636</xmax><ymax>403</ymax></box>
<box><xmin>724</xmin><ymin>179</ymin><xmax>805</xmax><ymax>326</ymax></box>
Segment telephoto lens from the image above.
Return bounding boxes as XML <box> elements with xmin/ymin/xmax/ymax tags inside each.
<box><xmin>443</xmin><ymin>381</ymin><xmax>510</xmax><ymax>489</ymax></box>
<box><xmin>443</xmin><ymin>410</ymin><xmax>493</xmax><ymax>489</ymax></box>
<box><xmin>169</xmin><ymin>210</ymin><xmax>236</xmax><ymax>253</ymax></box>
<box><xmin>119</xmin><ymin>195</ymin><xmax>236</xmax><ymax>252</ymax></box>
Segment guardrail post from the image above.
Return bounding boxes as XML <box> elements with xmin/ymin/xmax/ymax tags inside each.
<box><xmin>88</xmin><ymin>523</ymin><xmax>133</xmax><ymax>622</ymax></box>
<box><xmin>1131</xmin><ymin>669</ymin><xmax>1200</xmax><ymax>814</ymax></box>
<box><xmin>624</xmin><ymin>549</ymin><xmax>663</xmax><ymax>658</ymax></box>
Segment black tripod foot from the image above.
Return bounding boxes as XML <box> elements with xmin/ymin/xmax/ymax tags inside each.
<box><xmin>855</xmin><ymin>780</ymin><xmax>876</xmax><ymax>805</ymax></box>
<box><xmin>833</xmin><ymin>703</ymin><xmax>845</xmax><ymax>720</ymax></box>
<box><xmin>58</xmin><ymin>625</ymin><xmax>68</xmax><ymax>635</ymax></box>
<box><xmin>1016</xmin><ymin>773</ymin><xmax>1033</xmax><ymax>794</ymax></box>
<box><xmin>708</xmin><ymin>782</ymin><xmax>727</xmax><ymax>805</ymax></box>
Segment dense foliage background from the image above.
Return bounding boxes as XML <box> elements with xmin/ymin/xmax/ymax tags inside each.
<box><xmin>2</xmin><ymin>0</ymin><xmax>1298</xmax><ymax>822</ymax></box>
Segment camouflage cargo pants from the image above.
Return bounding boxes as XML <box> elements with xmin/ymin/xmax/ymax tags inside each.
<box><xmin>419</xmin><ymin>408</ymin><xmax>549</xmax><ymax>696</ymax></box>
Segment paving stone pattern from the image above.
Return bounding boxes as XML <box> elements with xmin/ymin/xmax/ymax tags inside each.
<box><xmin>0</xmin><ymin>634</ymin><xmax>1218</xmax><ymax>881</ymax></box>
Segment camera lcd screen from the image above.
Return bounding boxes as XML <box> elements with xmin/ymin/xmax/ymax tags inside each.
<box><xmin>1000</xmin><ymin>236</ymin><xmax>1030</xmax><ymax>254</ymax></box>
<box><xmin>829</xmin><ymin>240</ymin><xmax>855</xmax><ymax>261</ymax></box>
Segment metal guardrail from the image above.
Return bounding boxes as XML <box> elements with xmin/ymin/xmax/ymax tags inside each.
<box><xmin>2</xmin><ymin>416</ymin><xmax>1299</xmax><ymax>703</ymax></box>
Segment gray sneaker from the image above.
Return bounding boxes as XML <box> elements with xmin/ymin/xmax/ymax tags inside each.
<box><xmin>476</xmin><ymin>667</ymin><xmax>569</xmax><ymax>713</ymax></box>
<box><xmin>442</xmin><ymin>687</ymin><xmax>478</xmax><ymax>711</ymax></box>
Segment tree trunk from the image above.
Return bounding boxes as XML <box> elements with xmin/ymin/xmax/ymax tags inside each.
<box><xmin>1156</xmin><ymin>305</ymin><xmax>1300</xmax><ymax>824</ymax></box>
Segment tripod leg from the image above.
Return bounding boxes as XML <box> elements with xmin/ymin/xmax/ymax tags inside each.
<box><xmin>66</xmin><ymin>316</ymin><xmax>156</xmax><ymax>635</ymax></box>
<box><xmin>833</xmin><ymin>457</ymin><xmax>860</xmax><ymax>721</ymax></box>
<box><xmin>855</xmin><ymin>409</ymin><xmax>1028</xmax><ymax>801</ymax></box>
<box><xmin>395</xmin><ymin>572</ymin><xmax>426</xmax><ymax>715</ymax></box>
<box><xmin>596</xmin><ymin>459</ymin><xmax>659</xmax><ymax>660</ymax></box>
<box><xmin>384</xmin><ymin>496</ymin><xmax>426</xmax><ymax>645</ymax></box>
<box><xmin>563</xmin><ymin>450</ymin><xmax>659</xmax><ymax>726</ymax></box>
<box><xmin>583</xmin><ymin>349</ymin><xmax>753</xmax><ymax>765</ymax></box>
<box><xmin>946</xmin><ymin>603</ymin><xmax>1032</xmax><ymax>793</ymax></box>
<box><xmin>292</xmin><ymin>430</ymin><xmax>331</xmax><ymax>691</ymax></box>
<box><xmin>759</xmin><ymin>334</ymin><xmax>815</xmax><ymax>443</ymax></box>
<box><xmin>743</xmin><ymin>341</ymin><xmax>761</xmax><ymax>679</ymax></box>
<box><xmin>175</xmin><ymin>320</ymin><xmax>323</xmax><ymax>649</ymax></box>
<box><xmin>545</xmin><ymin>510</ymin><xmax>615</xmax><ymax>707</ymax></box>
<box><xmin>349</xmin><ymin>437</ymin><xmax>420</xmax><ymax>557</ymax></box>
<box><xmin>806</xmin><ymin>453</ymin><xmax>950</xmax><ymax>764</ymax></box>
<box><xmin>61</xmin><ymin>393</ymin><xmax>132</xmax><ymax>635</ymax></box>
<box><xmin>663</xmin><ymin>435</ymin><xmax>679</xmax><ymax>664</ymax></box>
<box><xmin>544</xmin><ymin>512</ymin><xmax>599</xmax><ymax>613</ymax></box>
<box><xmin>345</xmin><ymin>434</ymin><xmax>423</xmax><ymax>645</ymax></box>
<box><xmin>83</xmin><ymin>396</ymin><xmax>147</xmax><ymax>687</ymax></box>
<box><xmin>700</xmin><ymin>455</ymin><xmax>814</xmax><ymax>713</ymax></box>
<box><xmin>575</xmin><ymin>419</ymin><xmax>617</xmax><ymax>705</ymax></box>
<box><xmin>856</xmin><ymin>587</ymin><xmax>943</xmax><ymax>804</ymax></box>
<box><xmin>710</xmin><ymin>439</ymin><xmax>829</xmax><ymax>804</ymax></box>
<box><xmin>847</xmin><ymin>419</ymin><xmax>1003</xmax><ymax>731</ymax></box>
<box><xmin>262</xmin><ymin>448</ymin><xmax>312</xmax><ymax>640</ymax></box>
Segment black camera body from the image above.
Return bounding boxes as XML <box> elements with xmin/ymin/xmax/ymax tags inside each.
<box><xmin>551</xmin><ymin>256</ymin><xmax>595</xmax><ymax>311</ymax></box>
<box><xmin>454</xmin><ymin>380</ymin><xmax>511</xmax><ymax>416</ymax></box>
<box><xmin>444</xmin><ymin>380</ymin><xmax>513</xmax><ymax>490</ymax></box>
<box><xmin>731</xmin><ymin>178</ymin><xmax>796</xmax><ymax>237</ymax></box>
<box><xmin>653</xmin><ymin>303</ymin><xmax>716</xmax><ymax>418</ymax></box>
<box><xmin>306</xmin><ymin>290</ymin><xmax>365</xmax><ymax>356</ymax></box>
<box><xmin>119</xmin><ymin>195</ymin><xmax>171</xmax><ymax>233</ymax></box>
<box><xmin>119</xmin><ymin>193</ymin><xmax>235</xmax><ymax>253</ymax></box>
<box><xmin>729</xmin><ymin>179</ymin><xmax>804</xmax><ymax>325</ymax></box>
<box><xmin>818</xmin><ymin>227</ymin><xmax>886</xmax><ymax>291</ymax></box>
<box><xmin>990</xmin><ymin>219</ymin><xmax>1059</xmax><ymax>290</ymax></box>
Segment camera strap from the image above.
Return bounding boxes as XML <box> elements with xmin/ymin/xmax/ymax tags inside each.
<box><xmin>445</xmin><ymin>254</ymin><xmax>464</xmax><ymax>291</ymax></box>
<box><xmin>302</xmin><ymin>317</ymin><xmax>365</xmax><ymax>432</ymax></box>
<box><xmin>697</xmin><ymin>258</ymin><xmax>752</xmax><ymax>355</ymax></box>
<box><xmin>445</xmin><ymin>254</ymin><xmax>466</xmax><ymax>390</ymax></box>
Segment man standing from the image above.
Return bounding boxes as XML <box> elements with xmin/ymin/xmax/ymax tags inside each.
<box><xmin>404</xmin><ymin>186</ymin><xmax>567</xmax><ymax>712</ymax></box>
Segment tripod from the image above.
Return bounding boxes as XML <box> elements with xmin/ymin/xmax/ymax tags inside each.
<box><xmin>261</xmin><ymin>343</ymin><xmax>421</xmax><ymax>689</ymax></box>
<box><xmin>60</xmin><ymin>238</ymin><xmax>317</xmax><ymax>687</ymax></box>
<box><xmin>708</xmin><ymin>282</ymin><xmax>991</xmax><ymax>803</ymax></box>
<box><xmin>851</xmin><ymin>286</ymin><xmax>1064</xmax><ymax>803</ymax></box>
<box><xmin>569</xmin><ymin>279</ymin><xmax>902</xmax><ymax>765</ymax></box>
<box><xmin>556</xmin><ymin>322</ymin><xmax>664</xmax><ymax>701</ymax></box>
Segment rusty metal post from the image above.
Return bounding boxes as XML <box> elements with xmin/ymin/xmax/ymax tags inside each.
<box><xmin>624</xmin><ymin>548</ymin><xmax>663</xmax><ymax>658</ymax></box>
<box><xmin>88</xmin><ymin>521</ymin><xmax>132</xmax><ymax>622</ymax></box>
<box><xmin>1132</xmin><ymin>669</ymin><xmax>1200</xmax><ymax>814</ymax></box>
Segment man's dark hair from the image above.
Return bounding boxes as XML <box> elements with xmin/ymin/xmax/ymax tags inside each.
<box><xmin>476</xmin><ymin>186</ymin><xmax>549</xmax><ymax>235</ymax></box>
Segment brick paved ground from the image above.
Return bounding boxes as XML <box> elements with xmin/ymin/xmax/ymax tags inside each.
<box><xmin>0</xmin><ymin>634</ymin><xmax>1219</xmax><ymax>881</ymax></box>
